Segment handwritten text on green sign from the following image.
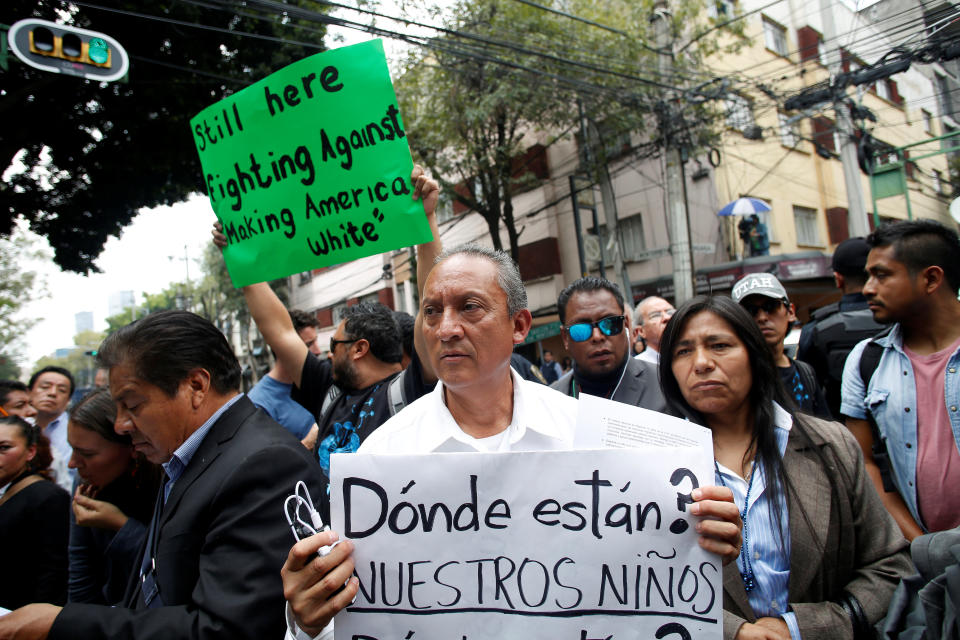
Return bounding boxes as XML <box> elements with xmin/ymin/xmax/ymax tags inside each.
<box><xmin>191</xmin><ymin>40</ymin><xmax>431</xmax><ymax>287</ymax></box>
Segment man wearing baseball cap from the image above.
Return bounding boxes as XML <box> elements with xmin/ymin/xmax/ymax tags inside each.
<box><xmin>732</xmin><ymin>273</ymin><xmax>830</xmax><ymax>417</ymax></box>
<box><xmin>797</xmin><ymin>237</ymin><xmax>884</xmax><ymax>419</ymax></box>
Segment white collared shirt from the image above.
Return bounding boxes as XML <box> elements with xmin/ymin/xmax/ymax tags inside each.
<box><xmin>358</xmin><ymin>367</ymin><xmax>578</xmax><ymax>454</ymax></box>
<box><xmin>714</xmin><ymin>402</ymin><xmax>799</xmax><ymax>640</ymax></box>
<box><xmin>634</xmin><ymin>347</ymin><xmax>660</xmax><ymax>365</ymax></box>
<box><xmin>43</xmin><ymin>411</ymin><xmax>75</xmax><ymax>492</ymax></box>
<box><xmin>286</xmin><ymin>369</ymin><xmax>579</xmax><ymax>640</ymax></box>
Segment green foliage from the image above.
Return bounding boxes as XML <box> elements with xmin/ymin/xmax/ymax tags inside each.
<box><xmin>102</xmin><ymin>243</ymin><xmax>287</xmax><ymax>337</ymax></box>
<box><xmin>32</xmin><ymin>329</ymin><xmax>105</xmax><ymax>388</ymax></box>
<box><xmin>396</xmin><ymin>0</ymin><xmax>743</xmax><ymax>258</ymax></box>
<box><xmin>0</xmin><ymin>229</ymin><xmax>48</xmax><ymax>362</ymax></box>
<box><xmin>0</xmin><ymin>353</ymin><xmax>21</xmax><ymax>380</ymax></box>
<box><xmin>1</xmin><ymin>0</ymin><xmax>327</xmax><ymax>273</ymax></box>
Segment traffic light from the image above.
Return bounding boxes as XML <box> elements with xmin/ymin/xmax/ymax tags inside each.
<box><xmin>7</xmin><ymin>18</ymin><xmax>128</xmax><ymax>82</ymax></box>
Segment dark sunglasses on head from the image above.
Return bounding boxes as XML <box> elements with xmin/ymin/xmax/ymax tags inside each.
<box><xmin>565</xmin><ymin>315</ymin><xmax>625</xmax><ymax>342</ymax></box>
<box><xmin>742</xmin><ymin>298</ymin><xmax>786</xmax><ymax>316</ymax></box>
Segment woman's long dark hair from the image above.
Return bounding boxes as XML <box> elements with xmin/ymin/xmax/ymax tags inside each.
<box><xmin>659</xmin><ymin>295</ymin><xmax>793</xmax><ymax>535</ymax></box>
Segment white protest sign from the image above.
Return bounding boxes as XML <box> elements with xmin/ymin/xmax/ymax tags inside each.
<box><xmin>573</xmin><ymin>394</ymin><xmax>712</xmax><ymax>451</ymax></box>
<box><xmin>330</xmin><ymin>447</ymin><xmax>720</xmax><ymax>640</ymax></box>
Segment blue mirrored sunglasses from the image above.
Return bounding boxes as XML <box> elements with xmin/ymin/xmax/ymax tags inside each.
<box><xmin>565</xmin><ymin>315</ymin><xmax>625</xmax><ymax>342</ymax></box>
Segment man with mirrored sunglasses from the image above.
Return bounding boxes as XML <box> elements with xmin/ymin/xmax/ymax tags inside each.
<box><xmin>732</xmin><ymin>273</ymin><xmax>830</xmax><ymax>418</ymax></box>
<box><xmin>550</xmin><ymin>277</ymin><xmax>666</xmax><ymax>412</ymax></box>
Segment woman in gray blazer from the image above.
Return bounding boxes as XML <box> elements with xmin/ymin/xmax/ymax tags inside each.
<box><xmin>658</xmin><ymin>295</ymin><xmax>912</xmax><ymax>640</ymax></box>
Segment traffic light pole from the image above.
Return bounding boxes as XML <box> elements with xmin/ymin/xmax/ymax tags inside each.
<box><xmin>652</xmin><ymin>0</ymin><xmax>696</xmax><ymax>304</ymax></box>
<box><xmin>820</xmin><ymin>0</ymin><xmax>870</xmax><ymax>237</ymax></box>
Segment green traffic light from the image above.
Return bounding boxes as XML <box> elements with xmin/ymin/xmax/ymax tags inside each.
<box><xmin>87</xmin><ymin>37</ymin><xmax>109</xmax><ymax>64</ymax></box>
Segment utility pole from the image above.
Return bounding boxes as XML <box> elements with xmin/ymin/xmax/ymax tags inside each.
<box><xmin>820</xmin><ymin>0</ymin><xmax>870</xmax><ymax>237</ymax></box>
<box><xmin>586</xmin><ymin>118</ymin><xmax>632</xmax><ymax>301</ymax></box>
<box><xmin>652</xmin><ymin>0</ymin><xmax>695</xmax><ymax>304</ymax></box>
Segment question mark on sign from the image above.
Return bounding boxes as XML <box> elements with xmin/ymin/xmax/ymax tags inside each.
<box><xmin>668</xmin><ymin>468</ymin><xmax>699</xmax><ymax>534</ymax></box>
<box><xmin>655</xmin><ymin>622</ymin><xmax>692</xmax><ymax>640</ymax></box>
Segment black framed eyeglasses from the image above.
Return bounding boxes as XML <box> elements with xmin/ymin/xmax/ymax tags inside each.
<box><xmin>565</xmin><ymin>315</ymin><xmax>626</xmax><ymax>342</ymax></box>
<box><xmin>329</xmin><ymin>337</ymin><xmax>359</xmax><ymax>352</ymax></box>
<box><xmin>741</xmin><ymin>298</ymin><xmax>786</xmax><ymax>316</ymax></box>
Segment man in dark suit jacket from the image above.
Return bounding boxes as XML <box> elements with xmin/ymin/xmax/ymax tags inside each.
<box><xmin>0</xmin><ymin>310</ymin><xmax>324</xmax><ymax>640</ymax></box>
<box><xmin>550</xmin><ymin>277</ymin><xmax>667</xmax><ymax>412</ymax></box>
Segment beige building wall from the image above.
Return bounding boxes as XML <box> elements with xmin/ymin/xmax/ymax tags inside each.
<box><xmin>708</xmin><ymin>0</ymin><xmax>952</xmax><ymax>259</ymax></box>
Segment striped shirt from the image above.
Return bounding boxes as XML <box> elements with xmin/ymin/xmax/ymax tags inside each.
<box><xmin>714</xmin><ymin>402</ymin><xmax>799</xmax><ymax>640</ymax></box>
<box><xmin>162</xmin><ymin>394</ymin><xmax>243</xmax><ymax>503</ymax></box>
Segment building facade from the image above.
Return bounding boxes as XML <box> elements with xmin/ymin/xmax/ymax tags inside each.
<box><xmin>269</xmin><ymin>0</ymin><xmax>954</xmax><ymax>367</ymax></box>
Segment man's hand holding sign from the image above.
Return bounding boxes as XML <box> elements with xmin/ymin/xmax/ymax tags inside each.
<box><xmin>279</xmin><ymin>244</ymin><xmax>741</xmax><ymax>640</ymax></box>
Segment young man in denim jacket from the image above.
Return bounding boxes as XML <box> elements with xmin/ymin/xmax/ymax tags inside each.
<box><xmin>841</xmin><ymin>220</ymin><xmax>960</xmax><ymax>541</ymax></box>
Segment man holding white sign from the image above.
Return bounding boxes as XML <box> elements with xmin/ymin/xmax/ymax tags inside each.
<box><xmin>282</xmin><ymin>244</ymin><xmax>742</xmax><ymax>639</ymax></box>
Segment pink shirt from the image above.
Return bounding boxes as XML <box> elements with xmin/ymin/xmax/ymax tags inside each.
<box><xmin>906</xmin><ymin>335</ymin><xmax>960</xmax><ymax>532</ymax></box>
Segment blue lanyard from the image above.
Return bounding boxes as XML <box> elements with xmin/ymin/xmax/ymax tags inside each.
<box><xmin>716</xmin><ymin>460</ymin><xmax>758</xmax><ymax>592</ymax></box>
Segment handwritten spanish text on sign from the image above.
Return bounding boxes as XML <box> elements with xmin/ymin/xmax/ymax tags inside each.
<box><xmin>330</xmin><ymin>448</ymin><xmax>721</xmax><ymax>640</ymax></box>
<box><xmin>190</xmin><ymin>39</ymin><xmax>432</xmax><ymax>287</ymax></box>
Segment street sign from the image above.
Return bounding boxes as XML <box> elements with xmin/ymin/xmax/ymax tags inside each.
<box><xmin>523</xmin><ymin>320</ymin><xmax>562</xmax><ymax>344</ymax></box>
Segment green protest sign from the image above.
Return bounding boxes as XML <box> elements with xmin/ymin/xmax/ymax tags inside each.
<box><xmin>190</xmin><ymin>39</ymin><xmax>432</xmax><ymax>287</ymax></box>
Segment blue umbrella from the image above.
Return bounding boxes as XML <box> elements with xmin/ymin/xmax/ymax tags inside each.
<box><xmin>718</xmin><ymin>197</ymin><xmax>772</xmax><ymax>216</ymax></box>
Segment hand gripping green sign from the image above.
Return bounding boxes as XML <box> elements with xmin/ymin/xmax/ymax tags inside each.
<box><xmin>191</xmin><ymin>39</ymin><xmax>432</xmax><ymax>287</ymax></box>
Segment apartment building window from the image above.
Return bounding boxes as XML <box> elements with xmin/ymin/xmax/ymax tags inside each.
<box><xmin>933</xmin><ymin>170</ymin><xmax>944</xmax><ymax>195</ymax></box>
<box><xmin>875</xmin><ymin>80</ymin><xmax>891</xmax><ymax>101</ymax></box>
<box><xmin>595</xmin><ymin>214</ymin><xmax>647</xmax><ymax>262</ymax></box>
<box><xmin>725</xmin><ymin>94</ymin><xmax>755</xmax><ymax>133</ymax></box>
<box><xmin>435</xmin><ymin>196</ymin><xmax>456</xmax><ymax>224</ymax></box>
<box><xmin>922</xmin><ymin>109</ymin><xmax>934</xmax><ymax>134</ymax></box>
<box><xmin>763</xmin><ymin>17</ymin><xmax>788</xmax><ymax>57</ymax></box>
<box><xmin>708</xmin><ymin>0</ymin><xmax>735</xmax><ymax>19</ymax></box>
<box><xmin>359</xmin><ymin>292</ymin><xmax>380</xmax><ymax>306</ymax></box>
<box><xmin>818</xmin><ymin>35</ymin><xmax>830</xmax><ymax>68</ymax></box>
<box><xmin>943</xmin><ymin>124</ymin><xmax>960</xmax><ymax>168</ymax></box>
<box><xmin>778</xmin><ymin>112</ymin><xmax>800</xmax><ymax>148</ymax></box>
<box><xmin>618</xmin><ymin>214</ymin><xmax>647</xmax><ymax>261</ymax></box>
<box><xmin>938</xmin><ymin>74</ymin><xmax>957</xmax><ymax>121</ymax></box>
<box><xmin>793</xmin><ymin>205</ymin><xmax>820</xmax><ymax>246</ymax></box>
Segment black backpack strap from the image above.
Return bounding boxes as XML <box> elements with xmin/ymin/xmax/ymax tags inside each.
<box><xmin>857</xmin><ymin>328</ymin><xmax>896</xmax><ymax>493</ymax></box>
<box><xmin>320</xmin><ymin>384</ymin><xmax>341</xmax><ymax>419</ymax></box>
<box><xmin>794</xmin><ymin>359</ymin><xmax>820</xmax><ymax>399</ymax></box>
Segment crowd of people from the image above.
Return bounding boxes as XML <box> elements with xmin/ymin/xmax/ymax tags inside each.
<box><xmin>0</xmin><ymin>166</ymin><xmax>958</xmax><ymax>640</ymax></box>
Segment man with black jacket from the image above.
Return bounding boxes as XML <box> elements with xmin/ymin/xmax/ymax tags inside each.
<box><xmin>797</xmin><ymin>237</ymin><xmax>883</xmax><ymax>419</ymax></box>
<box><xmin>0</xmin><ymin>310</ymin><xmax>325</xmax><ymax>640</ymax></box>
